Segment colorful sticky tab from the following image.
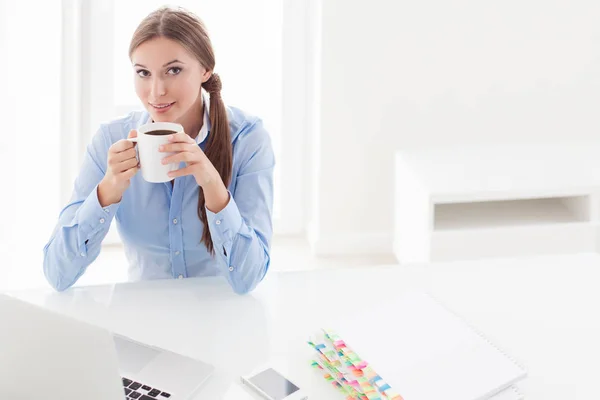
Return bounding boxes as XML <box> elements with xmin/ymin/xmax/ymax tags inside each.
<box><xmin>308</xmin><ymin>329</ymin><xmax>404</xmax><ymax>400</ymax></box>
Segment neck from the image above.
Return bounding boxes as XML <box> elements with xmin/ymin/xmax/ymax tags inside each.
<box><xmin>176</xmin><ymin>94</ymin><xmax>204</xmax><ymax>140</ymax></box>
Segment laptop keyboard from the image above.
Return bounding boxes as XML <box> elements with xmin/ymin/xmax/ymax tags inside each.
<box><xmin>122</xmin><ymin>377</ymin><xmax>172</xmax><ymax>399</ymax></box>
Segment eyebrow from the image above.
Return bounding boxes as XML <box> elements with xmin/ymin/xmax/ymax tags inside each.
<box><xmin>133</xmin><ymin>59</ymin><xmax>185</xmax><ymax>68</ymax></box>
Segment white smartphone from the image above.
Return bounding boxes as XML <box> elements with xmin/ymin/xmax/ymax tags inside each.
<box><xmin>241</xmin><ymin>367</ymin><xmax>308</xmax><ymax>400</ymax></box>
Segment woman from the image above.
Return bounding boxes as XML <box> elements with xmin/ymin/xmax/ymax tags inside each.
<box><xmin>43</xmin><ymin>7</ymin><xmax>275</xmax><ymax>294</ymax></box>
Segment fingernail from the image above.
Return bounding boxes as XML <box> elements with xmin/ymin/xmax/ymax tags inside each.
<box><xmin>159</xmin><ymin>145</ymin><xmax>164</xmax><ymax>151</ymax></box>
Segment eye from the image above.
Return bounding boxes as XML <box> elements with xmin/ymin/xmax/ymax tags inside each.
<box><xmin>136</xmin><ymin>69</ymin><xmax>150</xmax><ymax>78</ymax></box>
<box><xmin>167</xmin><ymin>67</ymin><xmax>182</xmax><ymax>75</ymax></box>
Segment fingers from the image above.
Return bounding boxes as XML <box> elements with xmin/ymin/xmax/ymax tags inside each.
<box><xmin>111</xmin><ymin>147</ymin><xmax>137</xmax><ymax>163</ymax></box>
<box><xmin>168</xmin><ymin>131</ymin><xmax>195</xmax><ymax>144</ymax></box>
<box><xmin>111</xmin><ymin>139</ymin><xmax>136</xmax><ymax>153</ymax></box>
<box><xmin>128</xmin><ymin>129</ymin><xmax>138</xmax><ymax>139</ymax></box>
<box><xmin>162</xmin><ymin>151</ymin><xmax>200</xmax><ymax>165</ymax></box>
<box><xmin>167</xmin><ymin>165</ymin><xmax>194</xmax><ymax>178</ymax></box>
<box><xmin>104</xmin><ymin>136</ymin><xmax>139</xmax><ymax>189</ymax></box>
<box><xmin>114</xmin><ymin>157</ymin><xmax>139</xmax><ymax>173</ymax></box>
<box><xmin>159</xmin><ymin>142</ymin><xmax>197</xmax><ymax>153</ymax></box>
<box><xmin>120</xmin><ymin>165</ymin><xmax>139</xmax><ymax>180</ymax></box>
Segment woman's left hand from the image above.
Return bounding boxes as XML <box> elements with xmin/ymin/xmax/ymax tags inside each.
<box><xmin>159</xmin><ymin>132</ymin><xmax>221</xmax><ymax>188</ymax></box>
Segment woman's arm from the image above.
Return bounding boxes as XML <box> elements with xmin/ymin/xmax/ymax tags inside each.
<box><xmin>43</xmin><ymin>127</ymin><xmax>117</xmax><ymax>291</ymax></box>
<box><xmin>204</xmin><ymin>121</ymin><xmax>275</xmax><ymax>294</ymax></box>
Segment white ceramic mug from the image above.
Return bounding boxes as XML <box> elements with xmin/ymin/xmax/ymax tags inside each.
<box><xmin>127</xmin><ymin>122</ymin><xmax>183</xmax><ymax>183</ymax></box>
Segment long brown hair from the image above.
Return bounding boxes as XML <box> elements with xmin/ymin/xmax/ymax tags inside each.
<box><xmin>129</xmin><ymin>7</ymin><xmax>233</xmax><ymax>255</ymax></box>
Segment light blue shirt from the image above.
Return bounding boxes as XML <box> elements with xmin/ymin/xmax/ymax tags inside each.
<box><xmin>43</xmin><ymin>98</ymin><xmax>275</xmax><ymax>294</ymax></box>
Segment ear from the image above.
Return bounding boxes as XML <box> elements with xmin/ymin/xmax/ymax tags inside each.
<box><xmin>201</xmin><ymin>69</ymin><xmax>212</xmax><ymax>84</ymax></box>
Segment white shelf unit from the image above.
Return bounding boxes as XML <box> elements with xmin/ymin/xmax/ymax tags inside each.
<box><xmin>394</xmin><ymin>143</ymin><xmax>600</xmax><ymax>263</ymax></box>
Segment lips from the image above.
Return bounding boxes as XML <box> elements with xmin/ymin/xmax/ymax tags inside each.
<box><xmin>150</xmin><ymin>102</ymin><xmax>175</xmax><ymax>109</ymax></box>
<box><xmin>150</xmin><ymin>102</ymin><xmax>175</xmax><ymax>113</ymax></box>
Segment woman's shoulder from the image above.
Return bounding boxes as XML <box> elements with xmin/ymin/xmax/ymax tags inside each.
<box><xmin>226</xmin><ymin>106</ymin><xmax>274</xmax><ymax>170</ymax></box>
<box><xmin>226</xmin><ymin>105</ymin><xmax>270</xmax><ymax>144</ymax></box>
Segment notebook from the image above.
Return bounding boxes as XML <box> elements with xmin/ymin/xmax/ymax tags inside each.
<box><xmin>490</xmin><ymin>386</ymin><xmax>524</xmax><ymax>400</ymax></box>
<box><xmin>308</xmin><ymin>291</ymin><xmax>526</xmax><ymax>400</ymax></box>
<box><xmin>308</xmin><ymin>331</ymin><xmax>524</xmax><ymax>400</ymax></box>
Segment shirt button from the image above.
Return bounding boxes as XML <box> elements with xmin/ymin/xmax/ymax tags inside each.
<box><xmin>215</xmin><ymin>220</ymin><xmax>221</xmax><ymax>225</ymax></box>
<box><xmin>178</xmin><ymin>274</ymin><xmax>184</xmax><ymax>279</ymax></box>
<box><xmin>80</xmin><ymin>252</ymin><xmax>85</xmax><ymax>257</ymax></box>
<box><xmin>173</xmin><ymin>218</ymin><xmax>178</xmax><ymax>224</ymax></box>
<box><xmin>175</xmin><ymin>251</ymin><xmax>180</xmax><ymax>256</ymax></box>
<box><xmin>103</xmin><ymin>208</ymin><xmax>110</xmax><ymax>213</ymax></box>
<box><xmin>99</xmin><ymin>218</ymin><xmax>105</xmax><ymax>224</ymax></box>
<box><xmin>228</xmin><ymin>266</ymin><xmax>234</xmax><ymax>272</ymax></box>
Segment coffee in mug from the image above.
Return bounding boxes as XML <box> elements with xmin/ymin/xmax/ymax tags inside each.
<box><xmin>145</xmin><ymin>130</ymin><xmax>177</xmax><ymax>136</ymax></box>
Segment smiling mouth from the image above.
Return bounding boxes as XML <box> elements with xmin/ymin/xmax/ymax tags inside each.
<box><xmin>150</xmin><ymin>102</ymin><xmax>175</xmax><ymax>109</ymax></box>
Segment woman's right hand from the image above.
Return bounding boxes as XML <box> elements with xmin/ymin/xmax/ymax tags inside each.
<box><xmin>98</xmin><ymin>130</ymin><xmax>139</xmax><ymax>207</ymax></box>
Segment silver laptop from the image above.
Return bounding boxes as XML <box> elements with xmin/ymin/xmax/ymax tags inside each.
<box><xmin>0</xmin><ymin>293</ymin><xmax>214</xmax><ymax>400</ymax></box>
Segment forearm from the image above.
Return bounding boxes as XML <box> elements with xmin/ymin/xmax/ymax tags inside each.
<box><xmin>206</xmin><ymin>194</ymin><xmax>271</xmax><ymax>294</ymax></box>
<box><xmin>43</xmin><ymin>226</ymin><xmax>104</xmax><ymax>291</ymax></box>
<box><xmin>43</xmin><ymin>185</ymin><xmax>118</xmax><ymax>291</ymax></box>
<box><xmin>216</xmin><ymin>225</ymin><xmax>270</xmax><ymax>295</ymax></box>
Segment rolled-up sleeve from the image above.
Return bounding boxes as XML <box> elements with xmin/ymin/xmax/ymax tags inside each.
<box><xmin>206</xmin><ymin>119</ymin><xmax>275</xmax><ymax>294</ymax></box>
<box><xmin>43</xmin><ymin>126</ymin><xmax>117</xmax><ymax>291</ymax></box>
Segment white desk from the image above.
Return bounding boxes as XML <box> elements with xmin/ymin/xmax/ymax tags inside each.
<box><xmin>7</xmin><ymin>253</ymin><xmax>600</xmax><ymax>399</ymax></box>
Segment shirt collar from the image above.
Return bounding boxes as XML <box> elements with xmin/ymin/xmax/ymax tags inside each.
<box><xmin>196</xmin><ymin>90</ymin><xmax>211</xmax><ymax>144</ymax></box>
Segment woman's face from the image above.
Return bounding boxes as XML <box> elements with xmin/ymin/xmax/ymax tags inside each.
<box><xmin>131</xmin><ymin>37</ymin><xmax>209</xmax><ymax>122</ymax></box>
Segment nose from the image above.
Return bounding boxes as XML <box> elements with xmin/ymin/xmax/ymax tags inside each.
<box><xmin>150</xmin><ymin>76</ymin><xmax>167</xmax><ymax>99</ymax></box>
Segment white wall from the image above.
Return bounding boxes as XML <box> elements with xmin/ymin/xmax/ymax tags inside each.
<box><xmin>308</xmin><ymin>0</ymin><xmax>600</xmax><ymax>254</ymax></box>
<box><xmin>0</xmin><ymin>1</ymin><xmax>62</xmax><ymax>290</ymax></box>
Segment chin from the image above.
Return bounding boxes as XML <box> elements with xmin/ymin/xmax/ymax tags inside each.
<box><xmin>151</xmin><ymin>115</ymin><xmax>170</xmax><ymax>122</ymax></box>
<box><xmin>148</xmin><ymin>110</ymin><xmax>180</xmax><ymax>123</ymax></box>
